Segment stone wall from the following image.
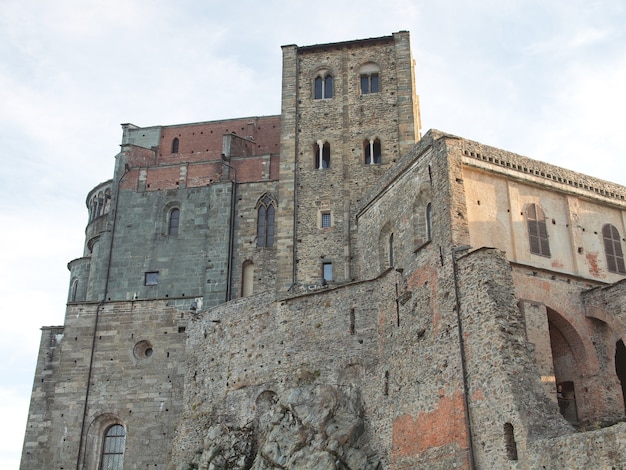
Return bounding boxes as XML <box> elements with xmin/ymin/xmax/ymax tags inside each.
<box><xmin>277</xmin><ymin>32</ymin><xmax>420</xmax><ymax>290</ymax></box>
<box><xmin>21</xmin><ymin>301</ymin><xmax>189</xmax><ymax>470</ymax></box>
<box><xmin>172</xmin><ymin>278</ymin><xmax>398</xmax><ymax>468</ymax></box>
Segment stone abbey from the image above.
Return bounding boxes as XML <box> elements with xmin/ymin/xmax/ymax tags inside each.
<box><xmin>21</xmin><ymin>32</ymin><xmax>626</xmax><ymax>469</ymax></box>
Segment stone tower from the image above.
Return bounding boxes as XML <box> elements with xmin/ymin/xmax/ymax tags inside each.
<box><xmin>276</xmin><ymin>32</ymin><xmax>421</xmax><ymax>291</ymax></box>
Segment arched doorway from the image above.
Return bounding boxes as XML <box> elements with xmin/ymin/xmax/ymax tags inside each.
<box><xmin>547</xmin><ymin>308</ymin><xmax>583</xmax><ymax>424</ymax></box>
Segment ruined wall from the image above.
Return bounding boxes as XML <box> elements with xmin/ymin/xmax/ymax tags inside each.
<box><xmin>20</xmin><ymin>301</ymin><xmax>188</xmax><ymax>470</ymax></box>
<box><xmin>172</xmin><ymin>277</ymin><xmax>398</xmax><ymax>469</ymax></box>
<box><xmin>355</xmin><ymin>131</ymin><xmax>474</xmax><ymax>468</ymax></box>
<box><xmin>456</xmin><ymin>249</ymin><xmax>572</xmax><ymax>467</ymax></box>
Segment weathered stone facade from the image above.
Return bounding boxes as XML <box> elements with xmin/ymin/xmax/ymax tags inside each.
<box><xmin>21</xmin><ymin>32</ymin><xmax>626</xmax><ymax>469</ymax></box>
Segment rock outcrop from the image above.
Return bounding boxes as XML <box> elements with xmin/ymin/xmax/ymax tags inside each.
<box><xmin>187</xmin><ymin>385</ymin><xmax>380</xmax><ymax>470</ymax></box>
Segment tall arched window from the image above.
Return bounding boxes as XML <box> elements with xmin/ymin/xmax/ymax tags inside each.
<box><xmin>171</xmin><ymin>137</ymin><xmax>179</xmax><ymax>154</ymax></box>
<box><xmin>526</xmin><ymin>203</ymin><xmax>551</xmax><ymax>257</ymax></box>
<box><xmin>100</xmin><ymin>424</ymin><xmax>126</xmax><ymax>470</ymax></box>
<box><xmin>364</xmin><ymin>138</ymin><xmax>382</xmax><ymax>164</ymax></box>
<box><xmin>168</xmin><ymin>208</ymin><xmax>180</xmax><ymax>236</ymax></box>
<box><xmin>389</xmin><ymin>233</ymin><xmax>395</xmax><ymax>266</ymax></box>
<box><xmin>314</xmin><ymin>141</ymin><xmax>331</xmax><ymax>169</ymax></box>
<box><xmin>314</xmin><ymin>72</ymin><xmax>333</xmax><ymax>99</ymax></box>
<box><xmin>104</xmin><ymin>188</ymin><xmax>111</xmax><ymax>215</ymax></box>
<box><xmin>603</xmin><ymin>224</ymin><xmax>626</xmax><ymax>274</ymax></box>
<box><xmin>257</xmin><ymin>195</ymin><xmax>275</xmax><ymax>247</ymax></box>
<box><xmin>70</xmin><ymin>279</ymin><xmax>78</xmax><ymax>302</ymax></box>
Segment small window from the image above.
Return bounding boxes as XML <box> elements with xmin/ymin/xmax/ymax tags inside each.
<box><xmin>360</xmin><ymin>73</ymin><xmax>379</xmax><ymax>94</ymax></box>
<box><xmin>504</xmin><ymin>422</ymin><xmax>518</xmax><ymax>461</ymax></box>
<box><xmin>526</xmin><ymin>203</ymin><xmax>551</xmax><ymax>257</ymax></box>
<box><xmin>359</xmin><ymin>62</ymin><xmax>381</xmax><ymax>95</ymax></box>
<box><xmin>145</xmin><ymin>272</ymin><xmax>159</xmax><ymax>286</ymax></box>
<box><xmin>603</xmin><ymin>224</ymin><xmax>626</xmax><ymax>274</ymax></box>
<box><xmin>389</xmin><ymin>233</ymin><xmax>395</xmax><ymax>266</ymax></box>
<box><xmin>323</xmin><ymin>262</ymin><xmax>333</xmax><ymax>283</ymax></box>
<box><xmin>100</xmin><ymin>424</ymin><xmax>126</xmax><ymax>470</ymax></box>
<box><xmin>314</xmin><ymin>141</ymin><xmax>331</xmax><ymax>169</ymax></box>
<box><xmin>168</xmin><ymin>208</ymin><xmax>180</xmax><ymax>236</ymax></box>
<box><xmin>171</xmin><ymin>137</ymin><xmax>179</xmax><ymax>154</ymax></box>
<box><xmin>256</xmin><ymin>195</ymin><xmax>276</xmax><ymax>248</ymax></box>
<box><xmin>314</xmin><ymin>73</ymin><xmax>333</xmax><ymax>99</ymax></box>
<box><xmin>321</xmin><ymin>212</ymin><xmax>331</xmax><ymax>228</ymax></box>
<box><xmin>364</xmin><ymin>138</ymin><xmax>382</xmax><ymax>164</ymax></box>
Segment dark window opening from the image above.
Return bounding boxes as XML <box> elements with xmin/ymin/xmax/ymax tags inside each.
<box><xmin>145</xmin><ymin>272</ymin><xmax>159</xmax><ymax>286</ymax></box>
<box><xmin>314</xmin><ymin>74</ymin><xmax>333</xmax><ymax>99</ymax></box>
<box><xmin>556</xmin><ymin>381</ymin><xmax>578</xmax><ymax>423</ymax></box>
<box><xmin>526</xmin><ymin>203</ymin><xmax>551</xmax><ymax>257</ymax></box>
<box><xmin>256</xmin><ymin>195</ymin><xmax>275</xmax><ymax>248</ymax></box>
<box><xmin>168</xmin><ymin>208</ymin><xmax>180</xmax><ymax>236</ymax></box>
<box><xmin>603</xmin><ymin>224</ymin><xmax>626</xmax><ymax>274</ymax></box>
<box><xmin>314</xmin><ymin>142</ymin><xmax>331</xmax><ymax>169</ymax></box>
<box><xmin>364</xmin><ymin>138</ymin><xmax>382</xmax><ymax>164</ymax></box>
<box><xmin>361</xmin><ymin>72</ymin><xmax>379</xmax><ymax>94</ymax></box>
<box><xmin>349</xmin><ymin>308</ymin><xmax>355</xmax><ymax>335</ymax></box>
<box><xmin>504</xmin><ymin>423</ymin><xmax>518</xmax><ymax>460</ymax></box>
<box><xmin>171</xmin><ymin>137</ymin><xmax>179</xmax><ymax>154</ymax></box>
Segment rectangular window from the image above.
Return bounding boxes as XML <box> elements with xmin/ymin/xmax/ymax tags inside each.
<box><xmin>321</xmin><ymin>213</ymin><xmax>331</xmax><ymax>228</ymax></box>
<box><xmin>361</xmin><ymin>75</ymin><xmax>369</xmax><ymax>94</ymax></box>
<box><xmin>144</xmin><ymin>272</ymin><xmax>159</xmax><ymax>286</ymax></box>
<box><xmin>370</xmin><ymin>73</ymin><xmax>379</xmax><ymax>93</ymax></box>
<box><xmin>323</xmin><ymin>262</ymin><xmax>333</xmax><ymax>282</ymax></box>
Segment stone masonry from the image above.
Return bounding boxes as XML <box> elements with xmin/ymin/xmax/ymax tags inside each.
<box><xmin>21</xmin><ymin>32</ymin><xmax>626</xmax><ymax>470</ymax></box>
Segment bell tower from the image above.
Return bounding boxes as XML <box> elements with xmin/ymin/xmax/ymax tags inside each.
<box><xmin>276</xmin><ymin>31</ymin><xmax>421</xmax><ymax>291</ymax></box>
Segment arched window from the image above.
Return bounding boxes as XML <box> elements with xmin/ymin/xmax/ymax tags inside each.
<box><xmin>504</xmin><ymin>422</ymin><xmax>518</xmax><ymax>460</ymax></box>
<box><xmin>103</xmin><ymin>188</ymin><xmax>111</xmax><ymax>215</ymax></box>
<box><xmin>96</xmin><ymin>192</ymin><xmax>103</xmax><ymax>218</ymax></box>
<box><xmin>89</xmin><ymin>196</ymin><xmax>96</xmax><ymax>222</ymax></box>
<box><xmin>171</xmin><ymin>137</ymin><xmax>179</xmax><ymax>154</ymax></box>
<box><xmin>70</xmin><ymin>279</ymin><xmax>78</xmax><ymax>302</ymax></box>
<box><xmin>168</xmin><ymin>208</ymin><xmax>180</xmax><ymax>236</ymax></box>
<box><xmin>526</xmin><ymin>203</ymin><xmax>550</xmax><ymax>257</ymax></box>
<box><xmin>100</xmin><ymin>424</ymin><xmax>126</xmax><ymax>470</ymax></box>
<box><xmin>256</xmin><ymin>195</ymin><xmax>275</xmax><ymax>248</ymax></box>
<box><xmin>603</xmin><ymin>224</ymin><xmax>626</xmax><ymax>274</ymax></box>
<box><xmin>359</xmin><ymin>62</ymin><xmax>380</xmax><ymax>94</ymax></box>
<box><xmin>314</xmin><ymin>141</ymin><xmax>331</xmax><ymax>169</ymax></box>
<box><xmin>314</xmin><ymin>72</ymin><xmax>333</xmax><ymax>99</ymax></box>
<box><xmin>389</xmin><ymin>233</ymin><xmax>395</xmax><ymax>266</ymax></box>
<box><xmin>364</xmin><ymin>138</ymin><xmax>382</xmax><ymax>164</ymax></box>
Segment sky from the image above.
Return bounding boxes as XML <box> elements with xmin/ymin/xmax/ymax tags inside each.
<box><xmin>1</xmin><ymin>0</ymin><xmax>625</xmax><ymax>467</ymax></box>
